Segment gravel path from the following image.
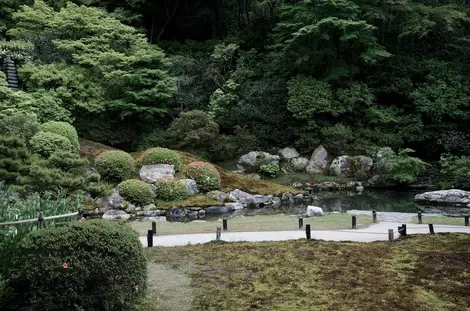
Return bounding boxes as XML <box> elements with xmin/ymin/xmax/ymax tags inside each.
<box><xmin>140</xmin><ymin>222</ymin><xmax>470</xmax><ymax>247</ymax></box>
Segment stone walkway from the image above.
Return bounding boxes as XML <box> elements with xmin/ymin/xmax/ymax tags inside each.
<box><xmin>139</xmin><ymin>222</ymin><xmax>470</xmax><ymax>247</ymax></box>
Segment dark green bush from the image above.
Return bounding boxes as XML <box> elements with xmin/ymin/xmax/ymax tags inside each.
<box><xmin>117</xmin><ymin>179</ymin><xmax>154</xmax><ymax>205</ymax></box>
<box><xmin>378</xmin><ymin>147</ymin><xmax>427</xmax><ymax>184</ymax></box>
<box><xmin>155</xmin><ymin>178</ymin><xmax>188</xmax><ymax>201</ymax></box>
<box><xmin>30</xmin><ymin>131</ymin><xmax>72</xmax><ymax>157</ymax></box>
<box><xmin>439</xmin><ymin>155</ymin><xmax>470</xmax><ymax>189</ymax></box>
<box><xmin>185</xmin><ymin>161</ymin><xmax>221</xmax><ymax>192</ymax></box>
<box><xmin>40</xmin><ymin>121</ymin><xmax>80</xmax><ymax>153</ymax></box>
<box><xmin>95</xmin><ymin>150</ymin><xmax>135</xmax><ymax>182</ymax></box>
<box><xmin>7</xmin><ymin>220</ymin><xmax>146</xmax><ymax>311</ymax></box>
<box><xmin>259</xmin><ymin>163</ymin><xmax>280</xmax><ymax>177</ymax></box>
<box><xmin>136</xmin><ymin>147</ymin><xmax>182</xmax><ymax>171</ymax></box>
<box><xmin>0</xmin><ymin>113</ymin><xmax>40</xmax><ymax>141</ymax></box>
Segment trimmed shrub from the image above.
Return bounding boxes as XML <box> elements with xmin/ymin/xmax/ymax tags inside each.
<box><xmin>185</xmin><ymin>161</ymin><xmax>221</xmax><ymax>192</ymax></box>
<box><xmin>155</xmin><ymin>178</ymin><xmax>188</xmax><ymax>201</ymax></box>
<box><xmin>95</xmin><ymin>150</ymin><xmax>135</xmax><ymax>181</ymax></box>
<box><xmin>260</xmin><ymin>163</ymin><xmax>280</xmax><ymax>177</ymax></box>
<box><xmin>136</xmin><ymin>147</ymin><xmax>182</xmax><ymax>171</ymax></box>
<box><xmin>40</xmin><ymin>121</ymin><xmax>80</xmax><ymax>153</ymax></box>
<box><xmin>30</xmin><ymin>131</ymin><xmax>72</xmax><ymax>157</ymax></box>
<box><xmin>7</xmin><ymin>220</ymin><xmax>146</xmax><ymax>311</ymax></box>
<box><xmin>118</xmin><ymin>179</ymin><xmax>154</xmax><ymax>205</ymax></box>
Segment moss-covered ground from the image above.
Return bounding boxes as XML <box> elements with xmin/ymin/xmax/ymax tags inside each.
<box><xmin>144</xmin><ymin>233</ymin><xmax>470</xmax><ymax>311</ymax></box>
<box><xmin>130</xmin><ymin>213</ymin><xmax>373</xmax><ymax>236</ymax></box>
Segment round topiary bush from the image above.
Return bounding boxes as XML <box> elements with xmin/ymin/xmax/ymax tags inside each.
<box><xmin>95</xmin><ymin>150</ymin><xmax>135</xmax><ymax>181</ymax></box>
<box><xmin>155</xmin><ymin>178</ymin><xmax>188</xmax><ymax>201</ymax></box>
<box><xmin>7</xmin><ymin>220</ymin><xmax>146</xmax><ymax>311</ymax></box>
<box><xmin>40</xmin><ymin>121</ymin><xmax>80</xmax><ymax>153</ymax></box>
<box><xmin>30</xmin><ymin>131</ymin><xmax>72</xmax><ymax>157</ymax></box>
<box><xmin>117</xmin><ymin>179</ymin><xmax>154</xmax><ymax>206</ymax></box>
<box><xmin>185</xmin><ymin>161</ymin><xmax>221</xmax><ymax>193</ymax></box>
<box><xmin>136</xmin><ymin>147</ymin><xmax>182</xmax><ymax>171</ymax></box>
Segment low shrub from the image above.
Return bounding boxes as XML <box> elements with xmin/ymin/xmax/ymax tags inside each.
<box><xmin>185</xmin><ymin>161</ymin><xmax>221</xmax><ymax>193</ymax></box>
<box><xmin>378</xmin><ymin>147</ymin><xmax>426</xmax><ymax>184</ymax></box>
<box><xmin>6</xmin><ymin>220</ymin><xmax>146</xmax><ymax>311</ymax></box>
<box><xmin>260</xmin><ymin>163</ymin><xmax>280</xmax><ymax>177</ymax></box>
<box><xmin>30</xmin><ymin>131</ymin><xmax>72</xmax><ymax>157</ymax></box>
<box><xmin>95</xmin><ymin>150</ymin><xmax>135</xmax><ymax>182</ymax></box>
<box><xmin>118</xmin><ymin>179</ymin><xmax>154</xmax><ymax>206</ymax></box>
<box><xmin>40</xmin><ymin>121</ymin><xmax>80</xmax><ymax>153</ymax></box>
<box><xmin>136</xmin><ymin>147</ymin><xmax>182</xmax><ymax>171</ymax></box>
<box><xmin>155</xmin><ymin>178</ymin><xmax>188</xmax><ymax>201</ymax></box>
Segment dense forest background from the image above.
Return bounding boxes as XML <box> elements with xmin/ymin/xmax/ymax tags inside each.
<box><xmin>2</xmin><ymin>0</ymin><xmax>470</xmax><ymax>162</ymax></box>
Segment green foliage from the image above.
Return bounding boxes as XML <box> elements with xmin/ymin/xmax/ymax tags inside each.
<box><xmin>167</xmin><ymin>110</ymin><xmax>219</xmax><ymax>152</ymax></box>
<box><xmin>439</xmin><ymin>155</ymin><xmax>470</xmax><ymax>189</ymax></box>
<box><xmin>136</xmin><ymin>147</ymin><xmax>182</xmax><ymax>171</ymax></box>
<box><xmin>0</xmin><ymin>136</ymin><xmax>31</xmax><ymax>188</ymax></box>
<box><xmin>0</xmin><ymin>113</ymin><xmax>39</xmax><ymax>141</ymax></box>
<box><xmin>40</xmin><ymin>121</ymin><xmax>80</xmax><ymax>153</ymax></box>
<box><xmin>117</xmin><ymin>179</ymin><xmax>154</xmax><ymax>206</ymax></box>
<box><xmin>211</xmin><ymin>126</ymin><xmax>259</xmax><ymax>162</ymax></box>
<box><xmin>29</xmin><ymin>131</ymin><xmax>72</xmax><ymax>157</ymax></box>
<box><xmin>7</xmin><ymin>220</ymin><xmax>146</xmax><ymax>310</ymax></box>
<box><xmin>185</xmin><ymin>162</ymin><xmax>221</xmax><ymax>193</ymax></box>
<box><xmin>379</xmin><ymin>147</ymin><xmax>427</xmax><ymax>184</ymax></box>
<box><xmin>155</xmin><ymin>178</ymin><xmax>188</xmax><ymax>201</ymax></box>
<box><xmin>259</xmin><ymin>163</ymin><xmax>280</xmax><ymax>178</ymax></box>
<box><xmin>95</xmin><ymin>150</ymin><xmax>135</xmax><ymax>182</ymax></box>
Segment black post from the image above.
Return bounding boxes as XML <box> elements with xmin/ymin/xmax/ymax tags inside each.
<box><xmin>38</xmin><ymin>212</ymin><xmax>45</xmax><ymax>229</ymax></box>
<box><xmin>352</xmin><ymin>216</ymin><xmax>356</xmax><ymax>229</ymax></box>
<box><xmin>465</xmin><ymin>216</ymin><xmax>469</xmax><ymax>227</ymax></box>
<box><xmin>298</xmin><ymin>217</ymin><xmax>303</xmax><ymax>229</ymax></box>
<box><xmin>147</xmin><ymin>230</ymin><xmax>153</xmax><ymax>247</ymax></box>
<box><xmin>388</xmin><ymin>229</ymin><xmax>394</xmax><ymax>241</ymax></box>
<box><xmin>305</xmin><ymin>224</ymin><xmax>311</xmax><ymax>240</ymax></box>
<box><xmin>429</xmin><ymin>224</ymin><xmax>435</xmax><ymax>234</ymax></box>
<box><xmin>418</xmin><ymin>212</ymin><xmax>422</xmax><ymax>224</ymax></box>
<box><xmin>372</xmin><ymin>211</ymin><xmax>377</xmax><ymax>223</ymax></box>
<box><xmin>223</xmin><ymin>219</ymin><xmax>228</xmax><ymax>231</ymax></box>
<box><xmin>398</xmin><ymin>224</ymin><xmax>407</xmax><ymax>237</ymax></box>
<box><xmin>152</xmin><ymin>221</ymin><xmax>156</xmax><ymax>235</ymax></box>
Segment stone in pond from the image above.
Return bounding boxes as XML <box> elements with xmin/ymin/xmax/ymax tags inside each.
<box><xmin>306</xmin><ymin>206</ymin><xmax>323</xmax><ymax>217</ymax></box>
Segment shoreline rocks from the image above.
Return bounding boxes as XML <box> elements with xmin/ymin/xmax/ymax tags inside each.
<box><xmin>415</xmin><ymin>189</ymin><xmax>470</xmax><ymax>206</ymax></box>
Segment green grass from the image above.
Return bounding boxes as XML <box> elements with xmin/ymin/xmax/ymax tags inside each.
<box><xmin>146</xmin><ymin>233</ymin><xmax>470</xmax><ymax>311</ymax></box>
<box><xmin>410</xmin><ymin>215</ymin><xmax>469</xmax><ymax>226</ymax></box>
<box><xmin>129</xmin><ymin>213</ymin><xmax>374</xmax><ymax>236</ymax></box>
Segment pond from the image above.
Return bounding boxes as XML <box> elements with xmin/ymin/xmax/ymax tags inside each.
<box><xmin>204</xmin><ymin>189</ymin><xmax>422</xmax><ymax>220</ymax></box>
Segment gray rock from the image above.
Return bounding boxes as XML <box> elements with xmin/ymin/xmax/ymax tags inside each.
<box><xmin>229</xmin><ymin>189</ymin><xmax>273</xmax><ymax>206</ymax></box>
<box><xmin>236</xmin><ymin>151</ymin><xmax>280</xmax><ymax>173</ymax></box>
<box><xmin>352</xmin><ymin>156</ymin><xmax>373</xmax><ymax>173</ymax></box>
<box><xmin>125</xmin><ymin>204</ymin><xmax>136</xmax><ymax>213</ymax></box>
<box><xmin>206</xmin><ymin>190</ymin><xmax>228</xmax><ymax>202</ymax></box>
<box><xmin>290</xmin><ymin>157</ymin><xmax>309</xmax><ymax>172</ymax></box>
<box><xmin>139</xmin><ymin>164</ymin><xmax>175</xmax><ymax>183</ymax></box>
<box><xmin>168</xmin><ymin>207</ymin><xmax>186</xmax><ymax>220</ymax></box>
<box><xmin>356</xmin><ymin>185</ymin><xmax>365</xmax><ymax>192</ymax></box>
<box><xmin>292</xmin><ymin>182</ymin><xmax>304</xmax><ymax>188</ymax></box>
<box><xmin>415</xmin><ymin>189</ymin><xmax>470</xmax><ymax>206</ymax></box>
<box><xmin>106</xmin><ymin>189</ymin><xmax>125</xmax><ymax>208</ymax></box>
<box><xmin>247</xmin><ymin>173</ymin><xmax>261</xmax><ymax>179</ymax></box>
<box><xmin>198</xmin><ymin>210</ymin><xmax>206</xmax><ymax>217</ymax></box>
<box><xmin>329</xmin><ymin>155</ymin><xmax>350</xmax><ymax>176</ymax></box>
<box><xmin>143</xmin><ymin>204</ymin><xmax>156</xmax><ymax>211</ymax></box>
<box><xmin>102</xmin><ymin>209</ymin><xmax>131</xmax><ymax>220</ymax></box>
<box><xmin>205</xmin><ymin>206</ymin><xmax>232</xmax><ymax>214</ymax></box>
<box><xmin>187</xmin><ymin>211</ymin><xmax>199</xmax><ymax>219</ymax></box>
<box><xmin>306</xmin><ymin>206</ymin><xmax>324</xmax><ymax>217</ymax></box>
<box><xmin>182</xmin><ymin>179</ymin><xmax>199</xmax><ymax>196</ymax></box>
<box><xmin>225</xmin><ymin>202</ymin><xmax>244</xmax><ymax>210</ymax></box>
<box><xmin>278</xmin><ymin>147</ymin><xmax>300</xmax><ymax>160</ymax></box>
<box><xmin>281</xmin><ymin>193</ymin><xmax>293</xmax><ymax>201</ymax></box>
<box><xmin>318</xmin><ymin>181</ymin><xmax>341</xmax><ymax>191</ymax></box>
<box><xmin>307</xmin><ymin>145</ymin><xmax>329</xmax><ymax>174</ymax></box>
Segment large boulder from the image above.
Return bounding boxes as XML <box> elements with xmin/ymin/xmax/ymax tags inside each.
<box><xmin>139</xmin><ymin>164</ymin><xmax>175</xmax><ymax>183</ymax></box>
<box><xmin>351</xmin><ymin>156</ymin><xmax>373</xmax><ymax>174</ymax></box>
<box><xmin>102</xmin><ymin>209</ymin><xmax>131</xmax><ymax>220</ymax></box>
<box><xmin>229</xmin><ymin>189</ymin><xmax>274</xmax><ymax>206</ymax></box>
<box><xmin>329</xmin><ymin>155</ymin><xmax>350</xmax><ymax>176</ymax></box>
<box><xmin>415</xmin><ymin>189</ymin><xmax>470</xmax><ymax>206</ymax></box>
<box><xmin>182</xmin><ymin>179</ymin><xmax>199</xmax><ymax>196</ymax></box>
<box><xmin>307</xmin><ymin>145</ymin><xmax>329</xmax><ymax>174</ymax></box>
<box><xmin>206</xmin><ymin>190</ymin><xmax>228</xmax><ymax>201</ymax></box>
<box><xmin>278</xmin><ymin>147</ymin><xmax>300</xmax><ymax>160</ymax></box>
<box><xmin>98</xmin><ymin>188</ymin><xmax>124</xmax><ymax>209</ymax></box>
<box><xmin>237</xmin><ymin>151</ymin><xmax>280</xmax><ymax>173</ymax></box>
<box><xmin>306</xmin><ymin>206</ymin><xmax>324</xmax><ymax>216</ymax></box>
<box><xmin>290</xmin><ymin>157</ymin><xmax>309</xmax><ymax>172</ymax></box>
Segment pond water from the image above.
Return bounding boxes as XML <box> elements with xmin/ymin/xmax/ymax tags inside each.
<box><xmin>205</xmin><ymin>189</ymin><xmax>423</xmax><ymax>220</ymax></box>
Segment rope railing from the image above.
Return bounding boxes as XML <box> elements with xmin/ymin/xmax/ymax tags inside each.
<box><xmin>0</xmin><ymin>211</ymin><xmax>79</xmax><ymax>226</ymax></box>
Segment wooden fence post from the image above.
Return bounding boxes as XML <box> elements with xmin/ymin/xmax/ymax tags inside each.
<box><xmin>418</xmin><ymin>212</ymin><xmax>422</xmax><ymax>224</ymax></box>
<box><xmin>429</xmin><ymin>224</ymin><xmax>435</xmax><ymax>234</ymax></box>
<box><xmin>398</xmin><ymin>224</ymin><xmax>407</xmax><ymax>236</ymax></box>
<box><xmin>465</xmin><ymin>216</ymin><xmax>469</xmax><ymax>227</ymax></box>
<box><xmin>352</xmin><ymin>216</ymin><xmax>356</xmax><ymax>229</ymax></box>
<box><xmin>37</xmin><ymin>212</ymin><xmax>45</xmax><ymax>229</ymax></box>
<box><xmin>152</xmin><ymin>221</ymin><xmax>156</xmax><ymax>235</ymax></box>
<box><xmin>147</xmin><ymin>230</ymin><xmax>153</xmax><ymax>247</ymax></box>
<box><xmin>298</xmin><ymin>217</ymin><xmax>303</xmax><ymax>229</ymax></box>
<box><xmin>305</xmin><ymin>224</ymin><xmax>311</xmax><ymax>240</ymax></box>
<box><xmin>216</xmin><ymin>227</ymin><xmax>221</xmax><ymax>241</ymax></box>
<box><xmin>388</xmin><ymin>229</ymin><xmax>394</xmax><ymax>241</ymax></box>
<box><xmin>223</xmin><ymin>219</ymin><xmax>228</xmax><ymax>231</ymax></box>
<box><xmin>372</xmin><ymin>211</ymin><xmax>377</xmax><ymax>223</ymax></box>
